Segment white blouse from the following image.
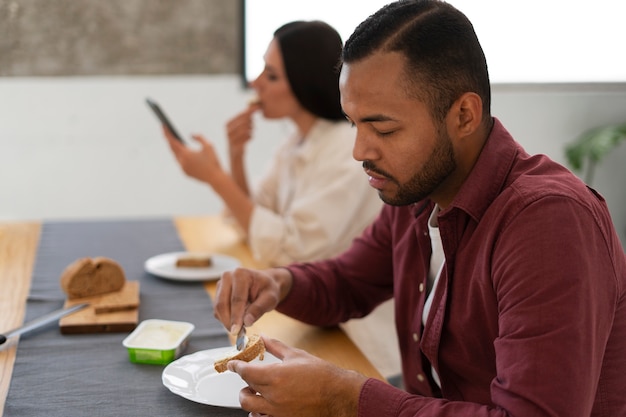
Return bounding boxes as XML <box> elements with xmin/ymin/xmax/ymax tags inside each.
<box><xmin>248</xmin><ymin>119</ymin><xmax>382</xmax><ymax>266</ymax></box>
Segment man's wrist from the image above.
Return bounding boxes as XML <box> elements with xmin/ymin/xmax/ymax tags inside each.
<box><xmin>326</xmin><ymin>369</ymin><xmax>366</xmax><ymax>417</ymax></box>
<box><xmin>273</xmin><ymin>267</ymin><xmax>294</xmax><ymax>302</ymax></box>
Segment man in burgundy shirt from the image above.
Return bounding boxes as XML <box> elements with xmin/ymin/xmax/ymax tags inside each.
<box><xmin>214</xmin><ymin>1</ymin><xmax>626</xmax><ymax>416</ymax></box>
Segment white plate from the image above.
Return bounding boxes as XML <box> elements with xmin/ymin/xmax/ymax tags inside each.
<box><xmin>162</xmin><ymin>346</ymin><xmax>281</xmax><ymax>408</ymax></box>
<box><xmin>145</xmin><ymin>252</ymin><xmax>240</xmax><ymax>281</ymax></box>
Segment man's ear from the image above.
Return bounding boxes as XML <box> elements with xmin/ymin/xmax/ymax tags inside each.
<box><xmin>448</xmin><ymin>92</ymin><xmax>483</xmax><ymax>137</ymax></box>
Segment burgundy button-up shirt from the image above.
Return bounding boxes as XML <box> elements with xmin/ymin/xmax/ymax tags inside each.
<box><xmin>280</xmin><ymin>118</ymin><xmax>626</xmax><ymax>417</ymax></box>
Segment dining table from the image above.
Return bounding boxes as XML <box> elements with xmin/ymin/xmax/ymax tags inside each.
<box><xmin>0</xmin><ymin>215</ymin><xmax>385</xmax><ymax>416</ymax></box>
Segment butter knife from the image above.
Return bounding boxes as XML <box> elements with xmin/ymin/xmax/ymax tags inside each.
<box><xmin>235</xmin><ymin>325</ymin><xmax>248</xmax><ymax>351</ymax></box>
<box><xmin>0</xmin><ymin>303</ymin><xmax>89</xmax><ymax>345</ymax></box>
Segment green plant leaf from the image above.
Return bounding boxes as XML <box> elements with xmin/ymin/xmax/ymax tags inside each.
<box><xmin>565</xmin><ymin>122</ymin><xmax>626</xmax><ymax>174</ymax></box>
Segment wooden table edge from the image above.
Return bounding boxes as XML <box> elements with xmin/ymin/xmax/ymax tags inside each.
<box><xmin>0</xmin><ymin>221</ymin><xmax>41</xmax><ymax>416</ymax></box>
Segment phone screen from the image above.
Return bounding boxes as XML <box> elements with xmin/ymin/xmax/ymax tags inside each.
<box><xmin>146</xmin><ymin>98</ymin><xmax>184</xmax><ymax>143</ymax></box>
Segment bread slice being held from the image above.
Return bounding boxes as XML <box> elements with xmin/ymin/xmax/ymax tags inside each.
<box><xmin>214</xmin><ymin>334</ymin><xmax>265</xmax><ymax>373</ymax></box>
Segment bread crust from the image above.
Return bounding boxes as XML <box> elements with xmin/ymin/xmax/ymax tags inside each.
<box><xmin>214</xmin><ymin>334</ymin><xmax>265</xmax><ymax>373</ymax></box>
<box><xmin>60</xmin><ymin>257</ymin><xmax>126</xmax><ymax>299</ymax></box>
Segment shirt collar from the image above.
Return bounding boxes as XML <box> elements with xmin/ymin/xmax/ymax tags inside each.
<box><xmin>443</xmin><ymin>117</ymin><xmax>520</xmax><ymax>223</ymax></box>
<box><xmin>288</xmin><ymin>119</ymin><xmax>345</xmax><ymax>162</ymax></box>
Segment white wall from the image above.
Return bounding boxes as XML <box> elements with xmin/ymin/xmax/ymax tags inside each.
<box><xmin>1</xmin><ymin>76</ymin><xmax>625</xmax><ymax>247</ymax></box>
<box><xmin>0</xmin><ymin>75</ymin><xmax>292</xmax><ymax>220</ymax></box>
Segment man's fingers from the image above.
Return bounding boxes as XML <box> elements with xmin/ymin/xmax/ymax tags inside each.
<box><xmin>229</xmin><ymin>268</ymin><xmax>254</xmax><ymax>330</ymax></box>
<box><xmin>239</xmin><ymin>386</ymin><xmax>272</xmax><ymax>416</ymax></box>
<box><xmin>213</xmin><ymin>272</ymin><xmax>234</xmax><ymax>331</ymax></box>
<box><xmin>228</xmin><ymin>356</ymin><xmax>276</xmax><ymax>387</ymax></box>
<box><xmin>261</xmin><ymin>336</ymin><xmax>290</xmax><ymax>361</ymax></box>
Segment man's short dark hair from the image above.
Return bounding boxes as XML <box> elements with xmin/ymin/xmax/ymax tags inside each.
<box><xmin>343</xmin><ymin>0</ymin><xmax>491</xmax><ymax>124</ymax></box>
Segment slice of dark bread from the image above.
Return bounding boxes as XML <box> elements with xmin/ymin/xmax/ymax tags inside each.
<box><xmin>175</xmin><ymin>254</ymin><xmax>213</xmax><ymax>268</ymax></box>
<box><xmin>214</xmin><ymin>334</ymin><xmax>265</xmax><ymax>373</ymax></box>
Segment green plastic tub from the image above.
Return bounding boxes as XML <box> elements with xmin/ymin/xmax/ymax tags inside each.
<box><xmin>122</xmin><ymin>319</ymin><xmax>195</xmax><ymax>365</ymax></box>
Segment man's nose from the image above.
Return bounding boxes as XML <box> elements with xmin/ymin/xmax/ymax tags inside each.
<box><xmin>352</xmin><ymin>130</ymin><xmax>378</xmax><ymax>163</ymax></box>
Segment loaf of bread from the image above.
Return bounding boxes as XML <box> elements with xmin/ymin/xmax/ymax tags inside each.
<box><xmin>60</xmin><ymin>257</ymin><xmax>126</xmax><ymax>299</ymax></box>
<box><xmin>176</xmin><ymin>253</ymin><xmax>213</xmax><ymax>268</ymax></box>
<box><xmin>214</xmin><ymin>334</ymin><xmax>265</xmax><ymax>373</ymax></box>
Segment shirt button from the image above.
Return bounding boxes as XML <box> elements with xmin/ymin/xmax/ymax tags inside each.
<box><xmin>412</xmin><ymin>333</ymin><xmax>419</xmax><ymax>342</ymax></box>
<box><xmin>419</xmin><ymin>283</ymin><xmax>424</xmax><ymax>292</ymax></box>
<box><xmin>417</xmin><ymin>373</ymin><xmax>426</xmax><ymax>382</ymax></box>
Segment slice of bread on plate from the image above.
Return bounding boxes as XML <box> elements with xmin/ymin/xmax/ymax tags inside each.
<box><xmin>214</xmin><ymin>334</ymin><xmax>265</xmax><ymax>373</ymax></box>
<box><xmin>176</xmin><ymin>253</ymin><xmax>213</xmax><ymax>268</ymax></box>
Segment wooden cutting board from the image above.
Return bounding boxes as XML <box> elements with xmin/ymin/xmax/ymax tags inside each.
<box><xmin>60</xmin><ymin>281</ymin><xmax>140</xmax><ymax>334</ymax></box>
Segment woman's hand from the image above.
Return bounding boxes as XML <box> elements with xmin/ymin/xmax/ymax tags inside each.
<box><xmin>226</xmin><ymin>104</ymin><xmax>260</xmax><ymax>159</ymax></box>
<box><xmin>229</xmin><ymin>336</ymin><xmax>366</xmax><ymax>417</ymax></box>
<box><xmin>163</xmin><ymin>126</ymin><xmax>224</xmax><ymax>185</ymax></box>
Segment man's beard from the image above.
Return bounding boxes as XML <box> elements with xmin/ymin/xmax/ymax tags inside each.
<box><xmin>364</xmin><ymin>126</ymin><xmax>456</xmax><ymax>206</ymax></box>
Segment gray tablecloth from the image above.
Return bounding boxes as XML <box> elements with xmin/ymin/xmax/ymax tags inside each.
<box><xmin>4</xmin><ymin>219</ymin><xmax>247</xmax><ymax>417</ymax></box>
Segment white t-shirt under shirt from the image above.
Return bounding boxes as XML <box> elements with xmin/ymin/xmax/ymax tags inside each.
<box><xmin>423</xmin><ymin>205</ymin><xmax>445</xmax><ymax>387</ymax></box>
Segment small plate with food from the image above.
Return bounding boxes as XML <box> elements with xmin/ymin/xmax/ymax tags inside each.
<box><xmin>162</xmin><ymin>335</ymin><xmax>279</xmax><ymax>408</ymax></box>
<box><xmin>144</xmin><ymin>252</ymin><xmax>240</xmax><ymax>281</ymax></box>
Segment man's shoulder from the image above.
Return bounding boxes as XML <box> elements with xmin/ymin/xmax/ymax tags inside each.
<box><xmin>507</xmin><ymin>153</ymin><xmax>599</xmax><ymax>209</ymax></box>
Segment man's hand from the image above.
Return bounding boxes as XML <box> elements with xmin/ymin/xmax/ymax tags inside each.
<box><xmin>214</xmin><ymin>267</ymin><xmax>293</xmax><ymax>336</ymax></box>
<box><xmin>228</xmin><ymin>336</ymin><xmax>365</xmax><ymax>417</ymax></box>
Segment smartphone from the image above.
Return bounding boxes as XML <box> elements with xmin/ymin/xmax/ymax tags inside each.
<box><xmin>145</xmin><ymin>97</ymin><xmax>185</xmax><ymax>143</ymax></box>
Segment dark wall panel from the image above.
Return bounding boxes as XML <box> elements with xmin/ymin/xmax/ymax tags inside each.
<box><xmin>0</xmin><ymin>0</ymin><xmax>240</xmax><ymax>76</ymax></box>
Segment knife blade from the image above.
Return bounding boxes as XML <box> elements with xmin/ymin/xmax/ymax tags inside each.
<box><xmin>0</xmin><ymin>303</ymin><xmax>89</xmax><ymax>345</ymax></box>
<box><xmin>235</xmin><ymin>325</ymin><xmax>248</xmax><ymax>351</ymax></box>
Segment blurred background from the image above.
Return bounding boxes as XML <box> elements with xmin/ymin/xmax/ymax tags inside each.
<box><xmin>0</xmin><ymin>0</ymin><xmax>624</xmax><ymax>248</ymax></box>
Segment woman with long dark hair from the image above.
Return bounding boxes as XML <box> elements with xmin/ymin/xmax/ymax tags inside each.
<box><xmin>163</xmin><ymin>21</ymin><xmax>381</xmax><ymax>266</ymax></box>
